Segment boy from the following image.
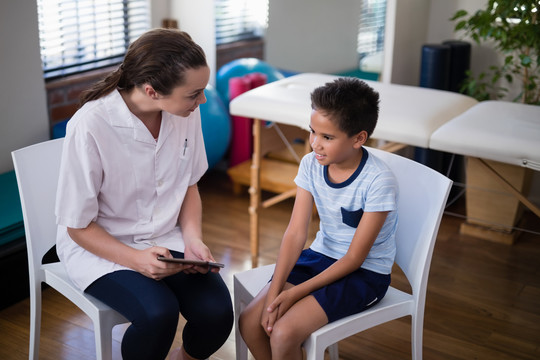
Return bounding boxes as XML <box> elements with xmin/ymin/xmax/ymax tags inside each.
<box><xmin>239</xmin><ymin>77</ymin><xmax>398</xmax><ymax>360</ymax></box>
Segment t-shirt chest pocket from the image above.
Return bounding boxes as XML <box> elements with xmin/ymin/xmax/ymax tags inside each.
<box><xmin>341</xmin><ymin>207</ymin><xmax>364</xmax><ymax>228</ymax></box>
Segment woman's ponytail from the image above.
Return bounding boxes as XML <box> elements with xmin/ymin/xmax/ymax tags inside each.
<box><xmin>79</xmin><ymin>66</ymin><xmax>124</xmax><ymax>106</ymax></box>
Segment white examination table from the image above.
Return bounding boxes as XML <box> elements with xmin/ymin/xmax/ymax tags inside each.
<box><xmin>230</xmin><ymin>73</ymin><xmax>478</xmax><ymax>148</ymax></box>
<box><xmin>229</xmin><ymin>73</ymin><xmax>478</xmax><ymax>265</ymax></box>
<box><xmin>430</xmin><ymin>100</ymin><xmax>540</xmax><ymax>170</ymax></box>
<box><xmin>430</xmin><ymin>100</ymin><xmax>540</xmax><ymax>241</ymax></box>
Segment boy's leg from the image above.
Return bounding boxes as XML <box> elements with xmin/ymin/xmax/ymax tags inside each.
<box><xmin>270</xmin><ymin>294</ymin><xmax>328</xmax><ymax>360</ymax></box>
<box><xmin>239</xmin><ymin>283</ymin><xmax>273</xmax><ymax>360</ymax></box>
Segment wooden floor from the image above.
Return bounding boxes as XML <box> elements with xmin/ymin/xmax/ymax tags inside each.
<box><xmin>0</xmin><ymin>169</ymin><xmax>539</xmax><ymax>360</ymax></box>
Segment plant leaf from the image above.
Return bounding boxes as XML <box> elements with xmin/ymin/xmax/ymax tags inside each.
<box><xmin>450</xmin><ymin>10</ymin><xmax>468</xmax><ymax>21</ymax></box>
<box><xmin>455</xmin><ymin>20</ymin><xmax>468</xmax><ymax>31</ymax></box>
<box><xmin>520</xmin><ymin>55</ymin><xmax>532</xmax><ymax>66</ymax></box>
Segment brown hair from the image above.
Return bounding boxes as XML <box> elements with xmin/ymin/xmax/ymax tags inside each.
<box><xmin>80</xmin><ymin>29</ymin><xmax>207</xmax><ymax>106</ymax></box>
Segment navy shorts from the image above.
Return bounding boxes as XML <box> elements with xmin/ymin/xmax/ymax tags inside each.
<box><xmin>285</xmin><ymin>248</ymin><xmax>391</xmax><ymax>323</ymax></box>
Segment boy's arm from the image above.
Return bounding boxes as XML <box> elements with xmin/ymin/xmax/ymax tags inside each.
<box><xmin>267</xmin><ymin>187</ymin><xmax>314</xmax><ymax>296</ymax></box>
<box><xmin>267</xmin><ymin>211</ymin><xmax>389</xmax><ymax>318</ymax></box>
<box><xmin>262</xmin><ymin>187</ymin><xmax>313</xmax><ymax>332</ymax></box>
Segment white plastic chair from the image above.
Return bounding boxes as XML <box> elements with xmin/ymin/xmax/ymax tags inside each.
<box><xmin>234</xmin><ymin>146</ymin><xmax>452</xmax><ymax>360</ymax></box>
<box><xmin>12</xmin><ymin>138</ymin><xmax>129</xmax><ymax>360</ymax></box>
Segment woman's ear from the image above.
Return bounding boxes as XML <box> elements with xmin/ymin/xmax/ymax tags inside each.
<box><xmin>144</xmin><ymin>84</ymin><xmax>160</xmax><ymax>100</ymax></box>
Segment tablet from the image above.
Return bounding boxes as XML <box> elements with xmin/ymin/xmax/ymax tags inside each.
<box><xmin>157</xmin><ymin>256</ymin><xmax>225</xmax><ymax>268</ymax></box>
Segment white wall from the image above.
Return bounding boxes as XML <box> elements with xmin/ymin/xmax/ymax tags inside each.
<box><xmin>150</xmin><ymin>0</ymin><xmax>217</xmax><ymax>86</ymax></box>
<box><xmin>264</xmin><ymin>0</ymin><xmax>433</xmax><ymax>86</ymax></box>
<box><xmin>149</xmin><ymin>0</ymin><xmax>169</xmax><ymax>29</ymax></box>
<box><xmin>170</xmin><ymin>1</ymin><xmax>217</xmax><ymax>86</ymax></box>
<box><xmin>0</xmin><ymin>2</ymin><xmax>49</xmax><ymax>173</ymax></box>
<box><xmin>265</xmin><ymin>0</ymin><xmax>362</xmax><ymax>74</ymax></box>
<box><xmin>387</xmin><ymin>0</ymin><xmax>432</xmax><ymax>85</ymax></box>
<box><xmin>264</xmin><ymin>0</ymin><xmax>513</xmax><ymax>89</ymax></box>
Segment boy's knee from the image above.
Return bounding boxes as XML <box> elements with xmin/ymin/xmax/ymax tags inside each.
<box><xmin>239</xmin><ymin>307</ymin><xmax>262</xmax><ymax>341</ymax></box>
<box><xmin>270</xmin><ymin>320</ymin><xmax>304</xmax><ymax>351</ymax></box>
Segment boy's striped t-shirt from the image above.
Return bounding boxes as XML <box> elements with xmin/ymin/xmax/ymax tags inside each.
<box><xmin>294</xmin><ymin>148</ymin><xmax>398</xmax><ymax>275</ymax></box>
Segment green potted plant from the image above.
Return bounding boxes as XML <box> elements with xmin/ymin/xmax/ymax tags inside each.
<box><xmin>451</xmin><ymin>0</ymin><xmax>539</xmax><ymax>104</ymax></box>
<box><xmin>450</xmin><ymin>0</ymin><xmax>539</xmax><ymax>243</ymax></box>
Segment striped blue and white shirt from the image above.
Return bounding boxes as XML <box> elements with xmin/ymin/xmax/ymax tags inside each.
<box><xmin>295</xmin><ymin>147</ymin><xmax>398</xmax><ymax>275</ymax></box>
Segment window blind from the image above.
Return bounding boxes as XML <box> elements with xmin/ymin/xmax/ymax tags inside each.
<box><xmin>215</xmin><ymin>0</ymin><xmax>268</xmax><ymax>45</ymax></box>
<box><xmin>358</xmin><ymin>0</ymin><xmax>386</xmax><ymax>57</ymax></box>
<box><xmin>37</xmin><ymin>0</ymin><xmax>150</xmax><ymax>79</ymax></box>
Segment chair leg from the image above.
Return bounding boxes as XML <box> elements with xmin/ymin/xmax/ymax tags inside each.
<box><xmin>235</xmin><ymin>323</ymin><xmax>249</xmax><ymax>360</ymax></box>
<box><xmin>327</xmin><ymin>343</ymin><xmax>339</xmax><ymax>360</ymax></box>
<box><xmin>29</xmin><ymin>283</ymin><xmax>42</xmax><ymax>360</ymax></box>
<box><xmin>303</xmin><ymin>337</ymin><xmax>328</xmax><ymax>360</ymax></box>
<box><xmin>411</xmin><ymin>313</ymin><xmax>423</xmax><ymax>360</ymax></box>
<box><xmin>94</xmin><ymin>316</ymin><xmax>114</xmax><ymax>360</ymax></box>
<box><xmin>235</xmin><ymin>301</ymin><xmax>249</xmax><ymax>360</ymax></box>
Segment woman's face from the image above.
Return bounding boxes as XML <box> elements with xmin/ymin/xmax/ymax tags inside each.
<box><xmin>158</xmin><ymin>66</ymin><xmax>210</xmax><ymax>117</ymax></box>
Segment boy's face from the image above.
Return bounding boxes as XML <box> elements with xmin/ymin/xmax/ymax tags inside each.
<box><xmin>309</xmin><ymin>109</ymin><xmax>366</xmax><ymax>168</ymax></box>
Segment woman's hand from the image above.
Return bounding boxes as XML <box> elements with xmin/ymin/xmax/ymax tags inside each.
<box><xmin>67</xmin><ymin>224</ymin><xmax>192</xmax><ymax>280</ymax></box>
<box><xmin>133</xmin><ymin>246</ymin><xmax>193</xmax><ymax>280</ymax></box>
<box><xmin>184</xmin><ymin>238</ymin><xmax>219</xmax><ymax>274</ymax></box>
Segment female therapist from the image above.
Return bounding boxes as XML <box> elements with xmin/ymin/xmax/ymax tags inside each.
<box><xmin>55</xmin><ymin>29</ymin><xmax>233</xmax><ymax>360</ymax></box>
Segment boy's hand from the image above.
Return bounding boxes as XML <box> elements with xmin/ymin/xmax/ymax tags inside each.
<box><xmin>267</xmin><ymin>288</ymin><xmax>298</xmax><ymax>319</ymax></box>
<box><xmin>263</xmin><ymin>288</ymin><xmax>301</xmax><ymax>335</ymax></box>
<box><xmin>261</xmin><ymin>295</ymin><xmax>278</xmax><ymax>336</ymax></box>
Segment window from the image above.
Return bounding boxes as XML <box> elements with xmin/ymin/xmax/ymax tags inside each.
<box><xmin>357</xmin><ymin>0</ymin><xmax>386</xmax><ymax>58</ymax></box>
<box><xmin>215</xmin><ymin>0</ymin><xmax>269</xmax><ymax>45</ymax></box>
<box><xmin>37</xmin><ymin>0</ymin><xmax>150</xmax><ymax>80</ymax></box>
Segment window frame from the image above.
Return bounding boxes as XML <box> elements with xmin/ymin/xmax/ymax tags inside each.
<box><xmin>214</xmin><ymin>0</ymin><xmax>269</xmax><ymax>46</ymax></box>
<box><xmin>37</xmin><ymin>0</ymin><xmax>150</xmax><ymax>80</ymax></box>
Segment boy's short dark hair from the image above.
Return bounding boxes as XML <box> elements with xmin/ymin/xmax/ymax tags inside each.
<box><xmin>311</xmin><ymin>77</ymin><xmax>380</xmax><ymax>138</ymax></box>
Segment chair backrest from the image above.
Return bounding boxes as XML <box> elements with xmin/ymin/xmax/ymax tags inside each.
<box><xmin>12</xmin><ymin>138</ymin><xmax>64</xmax><ymax>282</ymax></box>
<box><xmin>366</xmin><ymin>147</ymin><xmax>452</xmax><ymax>299</ymax></box>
